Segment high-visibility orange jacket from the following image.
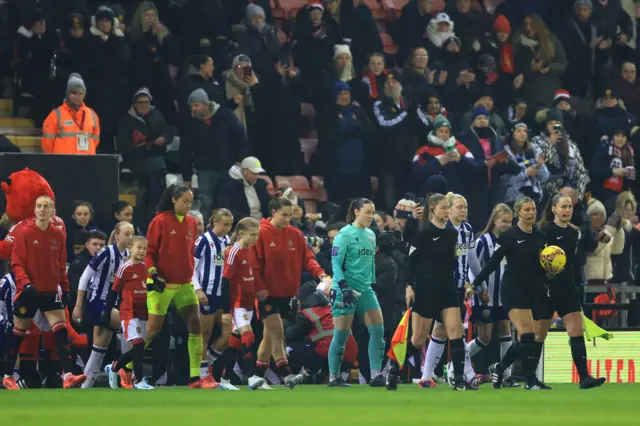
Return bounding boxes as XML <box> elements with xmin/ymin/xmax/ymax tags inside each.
<box><xmin>41</xmin><ymin>102</ymin><xmax>100</xmax><ymax>154</ymax></box>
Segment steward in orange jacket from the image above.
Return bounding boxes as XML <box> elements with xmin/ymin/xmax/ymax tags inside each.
<box><xmin>42</xmin><ymin>73</ymin><xmax>100</xmax><ymax>154</ymax></box>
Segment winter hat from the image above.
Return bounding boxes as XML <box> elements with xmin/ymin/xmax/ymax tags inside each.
<box><xmin>69</xmin><ymin>13</ymin><xmax>84</xmax><ymax>30</ymax></box>
<box><xmin>424</xmin><ymin>175</ymin><xmax>450</xmax><ymax>197</ymax></box>
<box><xmin>493</xmin><ymin>15</ymin><xmax>511</xmax><ymax>34</ymax></box>
<box><xmin>478</xmin><ymin>54</ymin><xmax>497</xmax><ymax>72</ymax></box>
<box><xmin>587</xmin><ymin>198</ymin><xmax>606</xmax><ymax>218</ymax></box>
<box><xmin>442</xmin><ymin>36</ymin><xmax>461</xmax><ymax>50</ymax></box>
<box><xmin>472</xmin><ymin>106</ymin><xmax>489</xmax><ymax>120</ymax></box>
<box><xmin>394</xmin><ymin>197</ymin><xmax>417</xmax><ymax>219</ymax></box>
<box><xmin>66</xmin><ymin>73</ymin><xmax>86</xmax><ymax>94</ymax></box>
<box><xmin>110</xmin><ymin>4</ymin><xmax>125</xmax><ymax>23</ymax></box>
<box><xmin>231</xmin><ymin>54</ymin><xmax>252</xmax><ymax>68</ymax></box>
<box><xmin>545</xmin><ymin>108</ymin><xmax>564</xmax><ymax>124</ymax></box>
<box><xmin>433</xmin><ymin>12</ymin><xmax>453</xmax><ymax>25</ymax></box>
<box><xmin>133</xmin><ymin>87</ymin><xmax>152</xmax><ymax>102</ymax></box>
<box><xmin>309</xmin><ymin>1</ymin><xmax>324</xmax><ymax>13</ymax></box>
<box><xmin>511</xmin><ymin>121</ymin><xmax>528</xmax><ymax>134</ymax></box>
<box><xmin>432</xmin><ymin>114</ymin><xmax>451</xmax><ymax>132</ymax></box>
<box><xmin>95</xmin><ymin>5</ymin><xmax>115</xmax><ymax>22</ymax></box>
<box><xmin>553</xmin><ymin>89</ymin><xmax>571</xmax><ymax>105</ymax></box>
<box><xmin>599</xmin><ymin>86</ymin><xmax>618</xmax><ymax>100</ymax></box>
<box><xmin>188</xmin><ymin>88</ymin><xmax>210</xmax><ymax>105</ymax></box>
<box><xmin>335</xmin><ymin>80</ymin><xmax>351</xmax><ymax>97</ymax></box>
<box><xmin>574</xmin><ymin>0</ymin><xmax>593</xmax><ymax>11</ymax></box>
<box><xmin>474</xmin><ymin>84</ymin><xmax>495</xmax><ymax>102</ymax></box>
<box><xmin>333</xmin><ymin>44</ymin><xmax>352</xmax><ymax>59</ymax></box>
<box><xmin>247</xmin><ymin>3</ymin><xmax>266</xmax><ymax>20</ymax></box>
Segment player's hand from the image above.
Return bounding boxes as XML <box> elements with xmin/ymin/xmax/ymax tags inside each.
<box><xmin>256</xmin><ymin>290</ymin><xmax>268</xmax><ymax>301</ymax></box>
<box><xmin>480</xmin><ymin>291</ymin><xmax>490</xmax><ymax>304</ymax></box>
<box><xmin>221</xmin><ymin>313</ymin><xmax>232</xmax><ymax>326</ymax></box>
<box><xmin>196</xmin><ymin>289</ymin><xmax>208</xmax><ymax>306</ymax></box>
<box><xmin>338</xmin><ymin>281</ymin><xmax>356</xmax><ymax>308</ymax></box>
<box><xmin>151</xmin><ymin>272</ymin><xmax>166</xmax><ymax>293</ymax></box>
<box><xmin>72</xmin><ymin>305</ymin><xmax>83</xmax><ymax>323</ymax></box>
<box><xmin>405</xmin><ymin>285</ymin><xmax>415</xmax><ymax>308</ymax></box>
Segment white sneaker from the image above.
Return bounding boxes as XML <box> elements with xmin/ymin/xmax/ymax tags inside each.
<box><xmin>284</xmin><ymin>373</ymin><xmax>304</xmax><ymax>389</ymax></box>
<box><xmin>219</xmin><ymin>379</ymin><xmax>240</xmax><ymax>391</ymax></box>
<box><xmin>105</xmin><ymin>364</ymin><xmax>119</xmax><ymax>389</ymax></box>
<box><xmin>134</xmin><ymin>378</ymin><xmax>155</xmax><ymax>390</ymax></box>
<box><xmin>248</xmin><ymin>375</ymin><xmax>265</xmax><ymax>390</ymax></box>
<box><xmin>259</xmin><ymin>382</ymin><xmax>273</xmax><ymax>390</ymax></box>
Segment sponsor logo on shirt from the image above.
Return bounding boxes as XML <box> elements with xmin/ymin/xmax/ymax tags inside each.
<box><xmin>331</xmin><ymin>246</ymin><xmax>339</xmax><ymax>257</ymax></box>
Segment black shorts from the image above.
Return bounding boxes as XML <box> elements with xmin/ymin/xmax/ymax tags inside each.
<box><xmin>470</xmin><ymin>305</ymin><xmax>510</xmax><ymax>324</ymax></box>
<box><xmin>412</xmin><ymin>284</ymin><xmax>460</xmax><ymax>321</ymax></box>
<box><xmin>533</xmin><ymin>284</ymin><xmax>582</xmax><ymax>321</ymax></box>
<box><xmin>501</xmin><ymin>281</ymin><xmax>537</xmax><ymax>312</ymax></box>
<box><xmin>13</xmin><ymin>292</ymin><xmax>63</xmax><ymax>319</ymax></box>
<box><xmin>258</xmin><ymin>296</ymin><xmax>292</xmax><ymax>319</ymax></box>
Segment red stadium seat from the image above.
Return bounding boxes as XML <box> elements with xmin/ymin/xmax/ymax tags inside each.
<box><xmin>279</xmin><ymin>0</ymin><xmax>308</xmax><ymax>18</ymax></box>
<box><xmin>300</xmin><ymin>138</ymin><xmax>318</xmax><ymax>164</ymax></box>
<box><xmin>362</xmin><ymin>0</ymin><xmax>389</xmax><ymax>20</ymax></box>
<box><xmin>275</xmin><ymin>175</ymin><xmax>313</xmax><ymax>199</ymax></box>
<box><xmin>311</xmin><ymin>176</ymin><xmax>328</xmax><ymax>202</ymax></box>
<box><xmin>380</xmin><ymin>32</ymin><xmax>397</xmax><ymax>54</ymax></box>
<box><xmin>271</xmin><ymin>0</ymin><xmax>287</xmax><ymax>20</ymax></box>
<box><xmin>257</xmin><ymin>175</ymin><xmax>275</xmax><ymax>194</ymax></box>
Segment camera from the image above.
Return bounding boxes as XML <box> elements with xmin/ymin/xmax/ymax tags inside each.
<box><xmin>306</xmin><ymin>236</ymin><xmax>324</xmax><ymax>248</ymax></box>
<box><xmin>377</xmin><ymin>230</ymin><xmax>408</xmax><ymax>254</ymax></box>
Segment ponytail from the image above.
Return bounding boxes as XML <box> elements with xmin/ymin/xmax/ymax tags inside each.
<box><xmin>480</xmin><ymin>203</ymin><xmax>512</xmax><ymax>236</ymax></box>
<box><xmin>269</xmin><ymin>192</ymin><xmax>293</xmax><ymax>216</ymax></box>
<box><xmin>424</xmin><ymin>193</ymin><xmax>446</xmax><ymax>225</ymax></box>
<box><xmin>228</xmin><ymin>217</ymin><xmax>259</xmax><ymax>249</ymax></box>
<box><xmin>346</xmin><ymin>198</ymin><xmax>374</xmax><ymax>224</ymax></box>
<box><xmin>208</xmin><ymin>208</ymin><xmax>232</xmax><ymax>229</ymax></box>
<box><xmin>157</xmin><ymin>185</ymin><xmax>191</xmax><ymax>213</ymax></box>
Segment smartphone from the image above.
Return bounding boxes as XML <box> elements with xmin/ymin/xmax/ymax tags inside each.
<box><xmin>242</xmin><ymin>65</ymin><xmax>253</xmax><ymax>78</ymax></box>
<box><xmin>553</xmin><ymin>124</ymin><xmax>563</xmax><ymax>133</ymax></box>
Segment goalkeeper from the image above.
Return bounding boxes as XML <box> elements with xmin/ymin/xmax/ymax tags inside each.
<box><xmin>328</xmin><ymin>198</ymin><xmax>385</xmax><ymax>387</ymax></box>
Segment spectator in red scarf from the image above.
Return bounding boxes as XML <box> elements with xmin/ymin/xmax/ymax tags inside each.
<box><xmin>415</xmin><ymin>90</ymin><xmax>451</xmax><ymax>143</ymax></box>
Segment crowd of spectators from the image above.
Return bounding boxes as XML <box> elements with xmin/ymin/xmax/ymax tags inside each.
<box><xmin>2</xmin><ymin>0</ymin><xmax>640</xmax><ymax>384</ymax></box>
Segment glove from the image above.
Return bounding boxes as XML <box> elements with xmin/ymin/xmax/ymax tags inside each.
<box><xmin>148</xmin><ymin>272</ymin><xmax>166</xmax><ymax>293</ymax></box>
<box><xmin>338</xmin><ymin>280</ymin><xmax>355</xmax><ymax>308</ymax></box>
<box><xmin>61</xmin><ymin>291</ymin><xmax>69</xmax><ymax>308</ymax></box>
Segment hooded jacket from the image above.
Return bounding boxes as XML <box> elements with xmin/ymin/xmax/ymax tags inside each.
<box><xmin>217</xmin><ymin>166</ymin><xmax>271</xmax><ymax>224</ymax></box>
<box><xmin>252</xmin><ymin>218</ymin><xmax>324</xmax><ymax>298</ymax></box>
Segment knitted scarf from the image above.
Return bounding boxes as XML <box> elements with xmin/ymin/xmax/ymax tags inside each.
<box><xmin>223</xmin><ymin>70</ymin><xmax>254</xmax><ymax>130</ymax></box>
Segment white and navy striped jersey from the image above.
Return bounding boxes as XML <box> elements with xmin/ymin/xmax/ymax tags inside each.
<box><xmin>468</xmin><ymin>232</ymin><xmax>506</xmax><ymax>307</ymax></box>
<box><xmin>85</xmin><ymin>244</ymin><xmax>128</xmax><ymax>303</ymax></box>
<box><xmin>0</xmin><ymin>273</ymin><xmax>16</xmax><ymax>328</ymax></box>
<box><xmin>448</xmin><ymin>221</ymin><xmax>475</xmax><ymax>289</ymax></box>
<box><xmin>193</xmin><ymin>231</ymin><xmax>231</xmax><ymax>296</ymax></box>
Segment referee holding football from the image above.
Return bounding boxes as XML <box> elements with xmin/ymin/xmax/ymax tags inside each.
<box><xmin>467</xmin><ymin>197</ymin><xmax>547</xmax><ymax>390</ymax></box>
<box><xmin>536</xmin><ymin>193</ymin><xmax>605</xmax><ymax>389</ymax></box>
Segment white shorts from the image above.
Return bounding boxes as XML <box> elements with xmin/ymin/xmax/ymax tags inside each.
<box><xmin>122</xmin><ymin>318</ymin><xmax>147</xmax><ymax>342</ymax></box>
<box><xmin>233</xmin><ymin>308</ymin><xmax>254</xmax><ymax>331</ymax></box>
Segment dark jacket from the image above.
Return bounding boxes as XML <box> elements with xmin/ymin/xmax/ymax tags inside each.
<box><xmin>179</xmin><ymin>103</ymin><xmax>248</xmax><ymax>180</ymax></box>
<box><xmin>458</xmin><ymin>126</ymin><xmax>515</xmax><ymax>230</ymax></box>
<box><xmin>292</xmin><ymin>17</ymin><xmax>342</xmax><ymax>80</ymax></box>
<box><xmin>400</xmin><ymin>67</ymin><xmax>437</xmax><ymax>106</ymax></box>
<box><xmin>64</xmin><ymin>219</ymin><xmax>98</xmax><ymax>263</ymax></box>
<box><xmin>67</xmin><ymin>248</ymin><xmax>92</xmax><ymax>314</ymax></box>
<box><xmin>591</xmin><ymin>0</ymin><xmax>633</xmax><ymax>41</ymax></box>
<box><xmin>593</xmin><ymin>100</ymin><xmax>636</xmax><ymax>142</ymax></box>
<box><xmin>339</xmin><ymin>2</ymin><xmax>383</xmax><ymax>71</ymax></box>
<box><xmin>390</xmin><ymin>0</ymin><xmax>432</xmax><ymax>65</ymax></box>
<box><xmin>613</xmin><ymin>78</ymin><xmax>640</xmax><ymax>120</ymax></box>
<box><xmin>372</xmin><ymin>95</ymin><xmax>417</xmax><ymax>169</ymax></box>
<box><xmin>232</xmin><ymin>23</ymin><xmax>281</xmax><ymax>79</ymax></box>
<box><xmin>216</xmin><ymin>174</ymin><xmax>271</xmax><ymax>224</ymax></box>
<box><xmin>116</xmin><ymin>106</ymin><xmax>176</xmax><ymax>175</ymax></box>
<box><xmin>128</xmin><ymin>30</ymin><xmax>181</xmax><ymax>115</ymax></box>
<box><xmin>374</xmin><ymin>250</ymin><xmax>402</xmax><ymax>336</ymax></box>
<box><xmin>558</xmin><ymin>17</ymin><xmax>596</xmax><ymax>98</ymax></box>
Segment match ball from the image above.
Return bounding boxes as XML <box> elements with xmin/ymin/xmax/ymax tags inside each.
<box><xmin>540</xmin><ymin>245</ymin><xmax>566</xmax><ymax>274</ymax></box>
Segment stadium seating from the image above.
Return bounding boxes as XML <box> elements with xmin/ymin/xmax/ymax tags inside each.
<box><xmin>258</xmin><ymin>175</ymin><xmax>276</xmax><ymax>194</ymax></box>
<box><xmin>311</xmin><ymin>176</ymin><xmax>328</xmax><ymax>203</ymax></box>
<box><xmin>275</xmin><ymin>175</ymin><xmax>313</xmax><ymax>199</ymax></box>
<box><xmin>278</xmin><ymin>0</ymin><xmax>308</xmax><ymax>18</ymax></box>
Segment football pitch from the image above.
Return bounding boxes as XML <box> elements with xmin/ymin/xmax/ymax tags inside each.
<box><xmin>3</xmin><ymin>384</ymin><xmax>638</xmax><ymax>425</ymax></box>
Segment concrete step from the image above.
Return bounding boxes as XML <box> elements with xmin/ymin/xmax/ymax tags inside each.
<box><xmin>6</xmin><ymin>135</ymin><xmax>42</xmax><ymax>153</ymax></box>
<box><xmin>0</xmin><ymin>117</ymin><xmax>34</xmax><ymax>128</ymax></box>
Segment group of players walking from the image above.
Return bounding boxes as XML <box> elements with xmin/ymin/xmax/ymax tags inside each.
<box><xmin>1</xmin><ymin>184</ymin><xmax>606</xmax><ymax>391</ymax></box>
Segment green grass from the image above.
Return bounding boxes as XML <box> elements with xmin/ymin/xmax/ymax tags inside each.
<box><xmin>3</xmin><ymin>384</ymin><xmax>638</xmax><ymax>425</ymax></box>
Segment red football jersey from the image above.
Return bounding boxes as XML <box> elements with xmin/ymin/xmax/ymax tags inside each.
<box><xmin>224</xmin><ymin>243</ymin><xmax>258</xmax><ymax>309</ymax></box>
<box><xmin>113</xmin><ymin>260</ymin><xmax>148</xmax><ymax>320</ymax></box>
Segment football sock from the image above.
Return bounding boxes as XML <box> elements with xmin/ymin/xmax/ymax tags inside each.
<box><xmin>115</xmin><ymin>349</ymin><xmax>134</xmax><ymax>372</ymax></box>
<box><xmin>81</xmin><ymin>345</ymin><xmax>107</xmax><ymax>388</ymax></box>
<box><xmin>421</xmin><ymin>336</ymin><xmax>445</xmax><ymax>381</ymax></box>
<box><xmin>188</xmin><ymin>333</ymin><xmax>203</xmax><ymax>382</ymax></box>
<box><xmin>241</xmin><ymin>344</ymin><xmax>255</xmax><ymax>378</ymax></box>
<box><xmin>328</xmin><ymin>328</ymin><xmax>349</xmax><ymax>380</ymax></box>
<box><xmin>532</xmin><ymin>341</ymin><xmax>544</xmax><ymax>372</ymax></box>
<box><xmin>4</xmin><ymin>327</ymin><xmax>26</xmax><ymax>376</ymax></box>
<box><xmin>450</xmin><ymin>338</ymin><xmax>465</xmax><ymax>381</ymax></box>
<box><xmin>275</xmin><ymin>358</ymin><xmax>292</xmax><ymax>378</ymax></box>
<box><xmin>366</xmin><ymin>324</ymin><xmax>385</xmax><ymax>377</ymax></box>
<box><xmin>464</xmin><ymin>344</ymin><xmax>476</xmax><ymax>382</ymax></box>
<box><xmin>499</xmin><ymin>335</ymin><xmax>513</xmax><ymax>376</ymax></box>
<box><xmin>498</xmin><ymin>341</ymin><xmax>521</xmax><ymax>373</ymax></box>
<box><xmin>223</xmin><ymin>347</ymin><xmax>239</xmax><ymax>380</ymax></box>
<box><xmin>519</xmin><ymin>333</ymin><xmax>536</xmax><ymax>383</ymax></box>
<box><xmin>255</xmin><ymin>360</ymin><xmax>269</xmax><ymax>378</ymax></box>
<box><xmin>132</xmin><ymin>342</ymin><xmax>145</xmax><ymax>382</ymax></box>
<box><xmin>52</xmin><ymin>323</ymin><xmax>74</xmax><ymax>374</ymax></box>
<box><xmin>467</xmin><ymin>337</ymin><xmax>487</xmax><ymax>358</ymax></box>
<box><xmin>570</xmin><ymin>335</ymin><xmax>590</xmax><ymax>381</ymax></box>
<box><xmin>200</xmin><ymin>360</ymin><xmax>209</xmax><ymax>379</ymax></box>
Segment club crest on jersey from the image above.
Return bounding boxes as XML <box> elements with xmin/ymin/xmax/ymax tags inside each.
<box><xmin>243</xmin><ymin>314</ymin><xmax>249</xmax><ymax>321</ymax></box>
<box><xmin>136</xmin><ymin>327</ymin><xmax>142</xmax><ymax>334</ymax></box>
<box><xmin>19</xmin><ymin>307</ymin><xmax>26</xmax><ymax>315</ymax></box>
<box><xmin>331</xmin><ymin>246</ymin><xmax>339</xmax><ymax>257</ymax></box>
<box><xmin>264</xmin><ymin>304</ymin><xmax>272</xmax><ymax>312</ymax></box>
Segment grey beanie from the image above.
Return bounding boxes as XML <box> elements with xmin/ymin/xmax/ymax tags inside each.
<box><xmin>246</xmin><ymin>4</ymin><xmax>266</xmax><ymax>21</ymax></box>
<box><xmin>188</xmin><ymin>88</ymin><xmax>210</xmax><ymax>105</ymax></box>
<box><xmin>67</xmin><ymin>73</ymin><xmax>86</xmax><ymax>94</ymax></box>
<box><xmin>574</xmin><ymin>0</ymin><xmax>592</xmax><ymax>10</ymax></box>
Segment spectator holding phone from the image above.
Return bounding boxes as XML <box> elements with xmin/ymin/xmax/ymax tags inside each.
<box><xmin>223</xmin><ymin>54</ymin><xmax>261</xmax><ymax>134</ymax></box>
<box><xmin>501</xmin><ymin>122</ymin><xmax>549</xmax><ymax>208</ymax></box>
<box><xmin>532</xmin><ymin>108</ymin><xmax>589</xmax><ymax>203</ymax></box>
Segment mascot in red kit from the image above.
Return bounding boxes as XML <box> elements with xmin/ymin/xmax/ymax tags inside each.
<box><xmin>1</xmin><ymin>169</ymin><xmax>86</xmax><ymax>389</ymax></box>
